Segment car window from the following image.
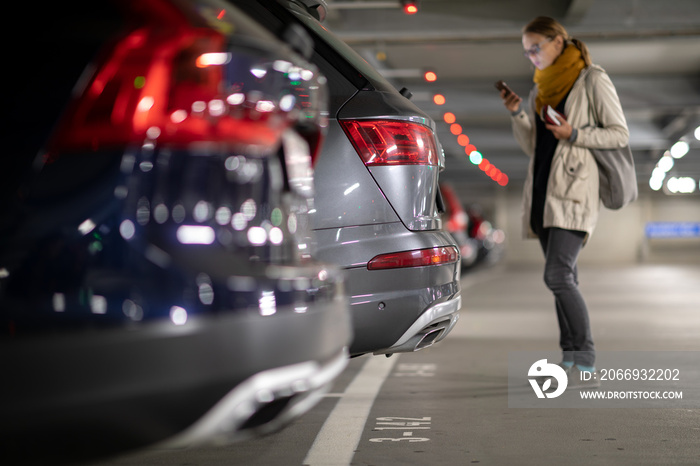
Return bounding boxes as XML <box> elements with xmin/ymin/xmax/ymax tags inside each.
<box><xmin>230</xmin><ymin>0</ymin><xmax>362</xmax><ymax>115</ymax></box>
<box><xmin>234</xmin><ymin>0</ymin><xmax>400</xmax><ymax>98</ymax></box>
<box><xmin>285</xmin><ymin>4</ymin><xmax>397</xmax><ymax>94</ymax></box>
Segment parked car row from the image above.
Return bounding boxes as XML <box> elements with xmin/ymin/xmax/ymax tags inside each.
<box><xmin>1</xmin><ymin>0</ymin><xmax>461</xmax><ymax>464</ymax></box>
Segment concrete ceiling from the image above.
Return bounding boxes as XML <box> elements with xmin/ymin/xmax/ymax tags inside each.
<box><xmin>323</xmin><ymin>0</ymin><xmax>700</xmax><ymax>196</ymax></box>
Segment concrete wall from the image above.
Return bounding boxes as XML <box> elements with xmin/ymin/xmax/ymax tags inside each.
<box><xmin>453</xmin><ymin>182</ymin><xmax>700</xmax><ymax>265</ymax></box>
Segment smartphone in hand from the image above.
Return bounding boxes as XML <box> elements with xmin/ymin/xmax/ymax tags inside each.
<box><xmin>541</xmin><ymin>105</ymin><xmax>565</xmax><ymax>126</ymax></box>
<box><xmin>494</xmin><ymin>80</ymin><xmax>513</xmax><ymax>97</ymax></box>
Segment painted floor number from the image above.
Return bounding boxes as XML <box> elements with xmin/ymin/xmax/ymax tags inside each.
<box><xmin>369</xmin><ymin>417</ymin><xmax>431</xmax><ymax>443</ymax></box>
<box><xmin>394</xmin><ymin>363</ymin><xmax>436</xmax><ymax>377</ymax></box>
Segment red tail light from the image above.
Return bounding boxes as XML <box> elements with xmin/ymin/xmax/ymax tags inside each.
<box><xmin>340</xmin><ymin>119</ymin><xmax>438</xmax><ymax>166</ymax></box>
<box><xmin>367</xmin><ymin>246</ymin><xmax>459</xmax><ymax>270</ymax></box>
<box><xmin>47</xmin><ymin>0</ymin><xmax>286</xmax><ymax>156</ymax></box>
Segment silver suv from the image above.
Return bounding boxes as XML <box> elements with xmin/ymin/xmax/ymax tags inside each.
<box><xmin>234</xmin><ymin>0</ymin><xmax>462</xmax><ymax>356</ymax></box>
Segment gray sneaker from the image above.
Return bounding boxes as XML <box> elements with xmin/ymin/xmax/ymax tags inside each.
<box><xmin>566</xmin><ymin>366</ymin><xmax>601</xmax><ymax>390</ymax></box>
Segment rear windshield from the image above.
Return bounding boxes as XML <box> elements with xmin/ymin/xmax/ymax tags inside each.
<box><xmin>235</xmin><ymin>0</ymin><xmax>398</xmax><ymax>94</ymax></box>
<box><xmin>285</xmin><ymin>4</ymin><xmax>397</xmax><ymax>93</ymax></box>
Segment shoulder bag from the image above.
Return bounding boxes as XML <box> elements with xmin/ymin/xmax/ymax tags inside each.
<box><xmin>585</xmin><ymin>71</ymin><xmax>638</xmax><ymax>210</ymax></box>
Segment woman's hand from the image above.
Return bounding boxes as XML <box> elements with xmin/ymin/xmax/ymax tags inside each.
<box><xmin>501</xmin><ymin>89</ymin><xmax>522</xmax><ymax>113</ymax></box>
<box><xmin>546</xmin><ymin>117</ymin><xmax>573</xmax><ymax>140</ymax></box>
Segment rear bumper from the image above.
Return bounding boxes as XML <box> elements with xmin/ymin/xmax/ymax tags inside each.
<box><xmin>344</xmin><ymin>263</ymin><xmax>461</xmax><ymax>355</ymax></box>
<box><xmin>0</xmin><ymin>298</ymin><xmax>351</xmax><ymax>463</ymax></box>
<box><xmin>314</xmin><ymin>223</ymin><xmax>461</xmax><ymax>355</ymax></box>
<box><xmin>373</xmin><ymin>295</ymin><xmax>461</xmax><ymax>355</ymax></box>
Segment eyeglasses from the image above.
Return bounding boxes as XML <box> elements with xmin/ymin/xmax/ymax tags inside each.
<box><xmin>523</xmin><ymin>38</ymin><xmax>553</xmax><ymax>58</ymax></box>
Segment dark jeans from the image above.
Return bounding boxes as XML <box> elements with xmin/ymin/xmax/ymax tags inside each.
<box><xmin>538</xmin><ymin>227</ymin><xmax>595</xmax><ymax>367</ymax></box>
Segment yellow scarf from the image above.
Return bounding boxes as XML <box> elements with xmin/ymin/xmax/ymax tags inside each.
<box><xmin>534</xmin><ymin>44</ymin><xmax>585</xmax><ymax>115</ymax></box>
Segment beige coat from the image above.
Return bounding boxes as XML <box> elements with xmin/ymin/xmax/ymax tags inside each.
<box><xmin>511</xmin><ymin>65</ymin><xmax>629</xmax><ymax>240</ymax></box>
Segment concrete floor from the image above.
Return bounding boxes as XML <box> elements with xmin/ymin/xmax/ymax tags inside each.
<box><xmin>91</xmin><ymin>262</ymin><xmax>700</xmax><ymax>466</ymax></box>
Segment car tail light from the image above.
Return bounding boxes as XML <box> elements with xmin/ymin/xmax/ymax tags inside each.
<box><xmin>367</xmin><ymin>246</ymin><xmax>459</xmax><ymax>270</ymax></box>
<box><xmin>47</xmin><ymin>0</ymin><xmax>286</xmax><ymax>156</ymax></box>
<box><xmin>339</xmin><ymin>119</ymin><xmax>438</xmax><ymax>166</ymax></box>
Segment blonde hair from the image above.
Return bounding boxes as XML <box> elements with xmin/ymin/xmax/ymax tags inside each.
<box><xmin>523</xmin><ymin>16</ymin><xmax>592</xmax><ymax>66</ymax></box>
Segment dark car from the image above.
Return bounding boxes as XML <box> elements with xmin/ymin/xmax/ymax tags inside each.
<box><xmin>233</xmin><ymin>0</ymin><xmax>462</xmax><ymax>357</ymax></box>
<box><xmin>0</xmin><ymin>0</ymin><xmax>351</xmax><ymax>464</ymax></box>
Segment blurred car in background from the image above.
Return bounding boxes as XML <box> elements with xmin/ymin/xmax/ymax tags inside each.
<box><xmin>465</xmin><ymin>205</ymin><xmax>506</xmax><ymax>269</ymax></box>
<box><xmin>440</xmin><ymin>183</ymin><xmax>479</xmax><ymax>269</ymax></box>
<box><xmin>439</xmin><ymin>184</ymin><xmax>505</xmax><ymax>271</ymax></box>
<box><xmin>234</xmin><ymin>0</ymin><xmax>461</xmax><ymax>357</ymax></box>
<box><xmin>0</xmin><ymin>0</ymin><xmax>351</xmax><ymax>464</ymax></box>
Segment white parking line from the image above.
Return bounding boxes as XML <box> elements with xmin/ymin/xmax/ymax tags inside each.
<box><xmin>303</xmin><ymin>355</ymin><xmax>398</xmax><ymax>466</ymax></box>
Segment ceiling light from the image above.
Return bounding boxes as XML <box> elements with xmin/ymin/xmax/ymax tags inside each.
<box><xmin>657</xmin><ymin>154</ymin><xmax>674</xmax><ymax>172</ymax></box>
<box><xmin>667</xmin><ymin>177</ymin><xmax>697</xmax><ymax>194</ymax></box>
<box><xmin>401</xmin><ymin>0</ymin><xmax>419</xmax><ymax>14</ymax></box>
<box><xmin>468</xmin><ymin>151</ymin><xmax>482</xmax><ymax>165</ymax></box>
<box><xmin>423</xmin><ymin>70</ymin><xmax>437</xmax><ymax>82</ymax></box>
<box><xmin>670</xmin><ymin>141</ymin><xmax>689</xmax><ymax>159</ymax></box>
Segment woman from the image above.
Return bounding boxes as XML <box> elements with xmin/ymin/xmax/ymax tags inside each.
<box><xmin>500</xmin><ymin>16</ymin><xmax>629</xmax><ymax>388</ymax></box>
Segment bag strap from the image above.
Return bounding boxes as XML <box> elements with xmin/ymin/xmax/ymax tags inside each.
<box><xmin>584</xmin><ymin>69</ymin><xmax>600</xmax><ymax>127</ymax></box>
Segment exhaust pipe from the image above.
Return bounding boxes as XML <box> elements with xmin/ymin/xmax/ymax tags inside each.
<box><xmin>414</xmin><ymin>327</ymin><xmax>445</xmax><ymax>350</ymax></box>
<box><xmin>375</xmin><ymin>319</ymin><xmax>452</xmax><ymax>355</ymax></box>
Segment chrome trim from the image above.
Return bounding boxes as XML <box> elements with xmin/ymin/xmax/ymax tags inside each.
<box><xmin>342</xmin><ymin>114</ymin><xmax>435</xmax><ymax>131</ymax></box>
<box><xmin>160</xmin><ymin>348</ymin><xmax>348</xmax><ymax>447</ymax></box>
<box><xmin>373</xmin><ymin>295</ymin><xmax>461</xmax><ymax>355</ymax></box>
